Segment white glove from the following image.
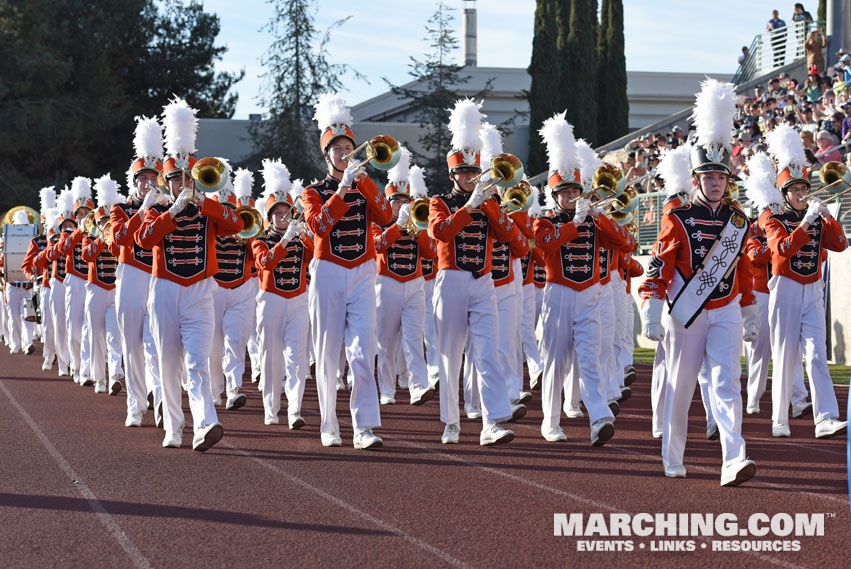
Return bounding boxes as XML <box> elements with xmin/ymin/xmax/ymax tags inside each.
<box><xmin>803</xmin><ymin>198</ymin><xmax>822</xmax><ymax>225</ymax></box>
<box><xmin>742</xmin><ymin>304</ymin><xmax>760</xmax><ymax>343</ymax></box>
<box><xmin>642</xmin><ymin>298</ymin><xmax>665</xmax><ymax>342</ymax></box>
<box><xmin>340</xmin><ymin>164</ymin><xmax>363</xmax><ymax>188</ymax></box>
<box><xmin>168</xmin><ymin>191</ymin><xmax>190</xmax><ymax>217</ymax></box>
<box><xmin>281</xmin><ymin>223</ymin><xmax>299</xmax><ymax>243</ymax></box>
<box><xmin>396</xmin><ymin>203</ymin><xmax>410</xmax><ymax>227</ymax></box>
<box><xmin>573</xmin><ymin>198</ymin><xmax>590</xmax><ymax>224</ymax></box>
<box><xmin>818</xmin><ymin>202</ymin><xmax>832</xmax><ymax>218</ymax></box>
<box><xmin>466</xmin><ymin>185</ymin><xmax>486</xmax><ymax>209</ymax></box>
<box><xmin>140</xmin><ymin>191</ymin><xmax>158</xmax><ymax>213</ymax></box>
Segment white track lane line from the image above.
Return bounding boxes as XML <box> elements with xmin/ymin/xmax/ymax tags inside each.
<box><xmin>219</xmin><ymin>440</ymin><xmax>473</xmax><ymax>569</ymax></box>
<box><xmin>0</xmin><ymin>380</ymin><xmax>152</xmax><ymax>569</ymax></box>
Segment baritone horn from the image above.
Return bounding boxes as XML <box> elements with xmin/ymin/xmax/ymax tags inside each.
<box><xmin>814</xmin><ymin>161</ymin><xmax>851</xmax><ymax>195</ymax></box>
<box><xmin>471</xmin><ymin>153</ymin><xmax>524</xmax><ymax>194</ymax></box>
<box><xmin>191</xmin><ymin>157</ymin><xmax>228</xmax><ymax>194</ymax></box>
<box><xmin>343</xmin><ymin>135</ymin><xmax>401</xmax><ymax>171</ymax></box>
<box><xmin>236</xmin><ymin>206</ymin><xmax>264</xmax><ymax>241</ymax></box>
<box><xmin>500</xmin><ymin>179</ymin><xmax>533</xmax><ymax>213</ymax></box>
<box><xmin>405</xmin><ymin>197</ymin><xmax>430</xmax><ymax>236</ymax></box>
<box><xmin>592</xmin><ymin>163</ymin><xmax>623</xmax><ymax>197</ymax></box>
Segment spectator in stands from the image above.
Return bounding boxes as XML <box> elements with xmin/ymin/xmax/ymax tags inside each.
<box><xmin>816</xmin><ymin>129</ymin><xmax>841</xmax><ymax>163</ymax></box>
<box><xmin>798</xmin><ymin>102</ymin><xmax>819</xmax><ymax>133</ymax></box>
<box><xmin>805</xmin><ymin>29</ymin><xmax>826</xmax><ymax>74</ymax></box>
<box><xmin>767</xmin><ymin>9</ymin><xmax>787</xmax><ymax>67</ymax></box>
<box><xmin>804</xmin><ymin>74</ymin><xmax>821</xmax><ymax>102</ymax></box>
<box><xmin>768</xmin><ymin>77</ymin><xmax>786</xmax><ymax>97</ymax></box>
<box><xmin>792</xmin><ymin>3</ymin><xmax>813</xmax><ymax>25</ymax></box>
<box><xmin>754</xmin><ymin>84</ymin><xmax>767</xmax><ymax>103</ymax></box>
<box><xmin>841</xmin><ymin>102</ymin><xmax>851</xmax><ymax>142</ymax></box>
<box><xmin>738</xmin><ymin>46</ymin><xmax>749</xmax><ymax>65</ymax></box>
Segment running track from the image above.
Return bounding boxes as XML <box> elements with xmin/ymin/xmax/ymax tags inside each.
<box><xmin>0</xmin><ymin>344</ymin><xmax>847</xmax><ymax>568</ymax></box>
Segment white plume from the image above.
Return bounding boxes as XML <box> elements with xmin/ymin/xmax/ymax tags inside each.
<box><xmin>70</xmin><ymin>176</ymin><xmax>92</xmax><ymax>205</ymax></box>
<box><xmin>658</xmin><ymin>144</ymin><xmax>694</xmax><ymax>197</ymax></box>
<box><xmin>12</xmin><ymin>210</ymin><xmax>30</xmax><ymax>225</ymax></box>
<box><xmin>408</xmin><ymin>165</ymin><xmax>428</xmax><ymax>198</ymax></box>
<box><xmin>479</xmin><ymin>122</ymin><xmax>503</xmax><ymax>166</ymax></box>
<box><xmin>39</xmin><ymin>187</ymin><xmax>56</xmax><ymax>212</ymax></box>
<box><xmin>161</xmin><ymin>96</ymin><xmax>198</xmax><ymax>156</ymax></box>
<box><xmin>289</xmin><ymin>179</ymin><xmax>304</xmax><ymax>205</ymax></box>
<box><xmin>387</xmin><ymin>147</ymin><xmax>411</xmax><ymax>186</ymax></box>
<box><xmin>217</xmin><ymin>157</ymin><xmax>234</xmax><ymax>194</ymax></box>
<box><xmin>448</xmin><ymin>99</ymin><xmax>486</xmax><ymax>152</ymax></box>
<box><xmin>125</xmin><ymin>167</ymin><xmax>134</xmax><ymax>193</ymax></box>
<box><xmin>575</xmin><ymin>139</ymin><xmax>601</xmax><ymax>188</ymax></box>
<box><xmin>543</xmin><ymin>188</ymin><xmax>557</xmax><ymax>211</ymax></box>
<box><xmin>313</xmin><ymin>93</ymin><xmax>353</xmax><ymax>131</ymax></box>
<box><xmin>94</xmin><ymin>174</ymin><xmax>121</xmax><ymax>208</ymax></box>
<box><xmin>57</xmin><ymin>189</ymin><xmax>74</xmax><ymax>217</ymax></box>
<box><xmin>744</xmin><ymin>152</ymin><xmax>782</xmax><ymax>211</ymax></box>
<box><xmin>262</xmin><ymin>158</ymin><xmax>292</xmax><ymax>196</ymax></box>
<box><xmin>233</xmin><ymin>168</ymin><xmax>254</xmax><ymax>201</ymax></box>
<box><xmin>133</xmin><ymin>115</ymin><xmax>164</xmax><ymax>160</ymax></box>
<box><xmin>539</xmin><ymin>112</ymin><xmax>580</xmax><ymax>178</ymax></box>
<box><xmin>44</xmin><ymin>208</ymin><xmax>60</xmax><ymax>232</ymax></box>
<box><xmin>765</xmin><ymin>123</ymin><xmax>808</xmax><ymax>171</ymax></box>
<box><xmin>528</xmin><ymin>184</ymin><xmax>542</xmax><ymax>217</ymax></box>
<box><xmin>691</xmin><ymin>78</ymin><xmax>736</xmax><ymax>149</ymax></box>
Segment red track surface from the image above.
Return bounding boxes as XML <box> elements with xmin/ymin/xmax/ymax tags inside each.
<box><xmin>1</xmin><ymin>343</ymin><xmax>847</xmax><ymax>568</ymax></box>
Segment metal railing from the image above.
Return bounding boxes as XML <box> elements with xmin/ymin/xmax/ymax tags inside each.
<box><xmin>732</xmin><ymin>19</ymin><xmax>817</xmax><ymax>84</ymax></box>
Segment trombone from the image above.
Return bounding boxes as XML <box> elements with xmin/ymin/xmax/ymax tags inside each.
<box><xmin>191</xmin><ymin>157</ymin><xmax>228</xmax><ymax>194</ymax></box>
<box><xmin>343</xmin><ymin>135</ymin><xmax>401</xmax><ymax>171</ymax></box>
<box><xmin>236</xmin><ymin>206</ymin><xmax>264</xmax><ymax>241</ymax></box>
<box><xmin>500</xmin><ymin>179</ymin><xmax>533</xmax><ymax>213</ymax></box>
<box><xmin>569</xmin><ymin>163</ymin><xmax>624</xmax><ymax>203</ymax></box>
<box><xmin>471</xmin><ymin>153</ymin><xmax>524</xmax><ymax>195</ymax></box>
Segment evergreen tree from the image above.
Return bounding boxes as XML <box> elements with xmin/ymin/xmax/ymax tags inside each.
<box><xmin>560</xmin><ymin>0</ymin><xmax>597</xmax><ymax>143</ymax></box>
<box><xmin>818</xmin><ymin>0</ymin><xmax>825</xmax><ymax>27</ymax></box>
<box><xmin>596</xmin><ymin>0</ymin><xmax>610</xmax><ymax>142</ymax></box>
<box><xmin>599</xmin><ymin>0</ymin><xmax>628</xmax><ymax>143</ymax></box>
<box><xmin>246</xmin><ymin>0</ymin><xmax>360</xmax><ymax>179</ymax></box>
<box><xmin>526</xmin><ymin>0</ymin><xmax>561</xmax><ymax>176</ymax></box>
<box><xmin>385</xmin><ymin>1</ymin><xmax>489</xmax><ymax>194</ymax></box>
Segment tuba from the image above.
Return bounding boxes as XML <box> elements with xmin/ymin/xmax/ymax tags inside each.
<box><xmin>405</xmin><ymin>197</ymin><xmax>430</xmax><ymax>237</ymax></box>
<box><xmin>191</xmin><ymin>157</ymin><xmax>229</xmax><ymax>194</ymax></box>
<box><xmin>343</xmin><ymin>135</ymin><xmax>401</xmax><ymax>171</ymax></box>
<box><xmin>1</xmin><ymin>205</ymin><xmax>40</xmax><ymax>226</ymax></box>
<box><xmin>236</xmin><ymin>206</ymin><xmax>264</xmax><ymax>241</ymax></box>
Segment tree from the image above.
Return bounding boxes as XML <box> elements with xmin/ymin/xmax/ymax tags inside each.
<box><xmin>246</xmin><ymin>0</ymin><xmax>361</xmax><ymax>179</ymax></box>
<box><xmin>596</xmin><ymin>0</ymin><xmax>628</xmax><ymax>144</ymax></box>
<box><xmin>526</xmin><ymin>0</ymin><xmax>561</xmax><ymax>176</ymax></box>
<box><xmin>384</xmin><ymin>1</ymin><xmax>490</xmax><ymax>194</ymax></box>
<box><xmin>560</xmin><ymin>0</ymin><xmax>598</xmax><ymax>143</ymax></box>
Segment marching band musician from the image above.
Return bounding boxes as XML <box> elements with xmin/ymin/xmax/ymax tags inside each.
<box><xmin>303</xmin><ymin>94</ymin><xmax>392</xmax><ymax>449</ymax></box>
<box><xmin>42</xmin><ymin>190</ymin><xmax>75</xmax><ymax>377</ymax></box>
<box><xmin>372</xmin><ymin>149</ymin><xmax>437</xmax><ymax>407</ymax></box>
<box><xmin>111</xmin><ymin>116</ymin><xmax>164</xmax><ymax>429</ymax></box>
<box><xmin>6</xmin><ymin>209</ymin><xmax>37</xmax><ymax>355</ymax></box>
<box><xmin>428</xmin><ymin>98</ymin><xmax>525</xmax><ymax>446</ymax></box>
<box><xmin>639</xmin><ymin>79</ymin><xmax>758</xmax><ymax>485</ymax></box>
<box><xmin>420</xmin><ymin>255</ymin><xmax>439</xmax><ymax>391</ymax></box>
<box><xmin>253</xmin><ymin>162</ymin><xmax>312</xmax><ymax>429</ymax></box>
<box><xmin>81</xmin><ymin>175</ymin><xmax>123</xmax><ymax>395</ymax></box>
<box><xmin>136</xmin><ymin>97</ymin><xmax>242</xmax><ymax>452</ymax></box>
<box><xmin>209</xmin><ymin>166</ymin><xmax>255</xmax><ymax>412</ymax></box>
<box><xmin>535</xmin><ymin>113</ymin><xmax>627</xmax><ymax>444</ymax></box>
<box><xmin>25</xmin><ymin>187</ymin><xmax>57</xmax><ymax>371</ymax></box>
<box><xmin>763</xmin><ymin>124</ymin><xmax>848</xmax><ymax>439</ymax></box>
<box><xmin>616</xmin><ymin>239</ymin><xmax>644</xmax><ymax>387</ymax></box>
<box><xmin>56</xmin><ymin>177</ymin><xmax>95</xmax><ymax>385</ymax></box>
<box><xmin>517</xmin><ymin>186</ymin><xmax>544</xmax><ymax>391</ymax></box>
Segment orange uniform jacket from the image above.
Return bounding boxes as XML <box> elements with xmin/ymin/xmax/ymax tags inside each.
<box><xmin>22</xmin><ymin>235</ymin><xmax>49</xmax><ymax>287</ymax></box>
<box><xmin>135</xmin><ymin>197</ymin><xmax>243</xmax><ymax>287</ymax></box>
<box><xmin>110</xmin><ymin>200</ymin><xmax>155</xmax><ymax>273</ymax></box>
<box><xmin>56</xmin><ymin>229</ymin><xmax>90</xmax><ymax>280</ymax></box>
<box><xmin>41</xmin><ymin>233</ymin><xmax>67</xmax><ymax>283</ymax></box>
<box><xmin>81</xmin><ymin>236</ymin><xmax>120</xmax><ymax>290</ymax></box>
<box><xmin>252</xmin><ymin>231</ymin><xmax>314</xmax><ymax>299</ymax></box>
<box><xmin>373</xmin><ymin>222</ymin><xmax>436</xmax><ymax>282</ymax></box>
<box><xmin>763</xmin><ymin>208</ymin><xmax>847</xmax><ymax>284</ymax></box>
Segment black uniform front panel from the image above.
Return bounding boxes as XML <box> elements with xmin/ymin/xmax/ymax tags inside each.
<box><xmin>552</xmin><ymin>212</ymin><xmax>597</xmax><ymax>285</ymax></box>
<box><xmin>52</xmin><ymin>234</ymin><xmax>67</xmax><ymax>280</ymax></box>
<box><xmin>116</xmin><ymin>202</ymin><xmax>154</xmax><ymax>268</ymax></box>
<box><xmin>421</xmin><ymin>257</ymin><xmax>434</xmax><ymax>279</ymax></box>
<box><xmin>151</xmin><ymin>203</ymin><xmax>210</xmax><ymax>281</ymax></box>
<box><xmin>214</xmin><ymin>235</ymin><xmax>249</xmax><ymax>285</ymax></box>
<box><xmin>309</xmin><ymin>178</ymin><xmax>371</xmax><ymax>264</ymax></box>
<box><xmin>257</xmin><ymin>233</ymin><xmax>306</xmax><ymax>294</ymax></box>
<box><xmin>773</xmin><ymin>210</ymin><xmax>822</xmax><ymax>278</ymax></box>
<box><xmin>491</xmin><ymin>240</ymin><xmax>510</xmax><ymax>281</ymax></box>
<box><xmin>380</xmin><ymin>223</ymin><xmax>421</xmax><ymax>278</ymax></box>
<box><xmin>95</xmin><ymin>250</ymin><xmax>118</xmax><ymax>285</ymax></box>
<box><xmin>436</xmin><ymin>193</ymin><xmax>489</xmax><ymax>274</ymax></box>
<box><xmin>71</xmin><ymin>240</ymin><xmax>89</xmax><ymax>276</ymax></box>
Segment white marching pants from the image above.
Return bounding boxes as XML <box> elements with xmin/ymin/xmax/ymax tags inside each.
<box><xmin>598</xmin><ymin>282</ymin><xmax>620</xmax><ymax>401</ymax></box>
<box><xmin>434</xmin><ymin>269</ymin><xmax>512</xmax><ymax>426</ymax></box>
<box><xmin>423</xmin><ymin>278</ymin><xmax>439</xmax><ymax>389</ymax></box>
<box><xmin>662</xmin><ymin>300</ymin><xmax>747</xmax><ymax>470</ymax></box>
<box><xmin>768</xmin><ymin>275</ymin><xmax>840</xmax><ymax>426</ymax></box>
<box><xmin>6</xmin><ymin>285</ymin><xmax>36</xmax><ymax>351</ymax></box>
<box><xmin>463</xmin><ymin>333</ymin><xmax>481</xmax><ymax>409</ymax></box>
<box><xmin>40</xmin><ymin>285</ymin><xmax>55</xmax><ymax>360</ymax></box>
<box><xmin>246</xmin><ymin>278</ymin><xmax>261</xmax><ymax>376</ymax></box>
<box><xmin>257</xmin><ymin>290</ymin><xmax>309</xmax><ymax>420</ymax></box>
<box><xmin>309</xmin><ymin>259</ymin><xmax>381</xmax><ymax>434</ymax></box>
<box><xmin>84</xmin><ymin>285</ymin><xmax>122</xmax><ymax>382</ymax></box>
<box><xmin>148</xmin><ymin>276</ymin><xmax>219</xmax><ymax>436</ymax></box>
<box><xmin>540</xmin><ymin>282</ymin><xmax>613</xmax><ymax>432</ymax></box>
<box><xmin>521</xmin><ymin>282</ymin><xmax>543</xmax><ymax>378</ymax></box>
<box><xmin>64</xmin><ymin>274</ymin><xmax>86</xmax><ymax>374</ymax></box>
<box><xmin>115</xmin><ymin>264</ymin><xmax>161</xmax><ymax>416</ymax></box>
<box><xmin>375</xmin><ymin>275</ymin><xmax>430</xmax><ymax>396</ymax></box>
<box><xmin>612</xmin><ymin>273</ymin><xmax>632</xmax><ymax>376</ymax></box>
<box><xmin>49</xmin><ymin>278</ymin><xmax>70</xmax><ymax>372</ymax></box>
<box><xmin>210</xmin><ymin>281</ymin><xmax>255</xmax><ymax>398</ymax></box>
<box><xmin>494</xmin><ymin>281</ymin><xmax>521</xmax><ymax>401</ymax></box>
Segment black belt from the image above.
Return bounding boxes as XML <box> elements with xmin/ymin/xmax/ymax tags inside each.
<box><xmin>10</xmin><ymin>282</ymin><xmax>33</xmax><ymax>289</ymax></box>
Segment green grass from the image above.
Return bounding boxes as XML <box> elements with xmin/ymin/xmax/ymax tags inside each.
<box><xmin>633</xmin><ymin>348</ymin><xmax>850</xmax><ymax>385</ymax></box>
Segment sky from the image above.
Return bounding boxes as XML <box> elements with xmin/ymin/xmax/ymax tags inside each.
<box><xmin>201</xmin><ymin>0</ymin><xmax>813</xmax><ymax>119</ymax></box>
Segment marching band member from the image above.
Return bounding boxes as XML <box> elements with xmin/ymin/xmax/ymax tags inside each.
<box><xmin>57</xmin><ymin>177</ymin><xmax>94</xmax><ymax>384</ymax></box>
<box><xmin>209</xmin><ymin>166</ymin><xmax>255</xmax><ymax>411</ymax></box>
<box><xmin>640</xmin><ymin>79</ymin><xmax>757</xmax><ymax>485</ymax></box>
<box><xmin>617</xmin><ymin>240</ymin><xmax>643</xmax><ymax>386</ymax></box>
<box><xmin>373</xmin><ymin>150</ymin><xmax>437</xmax><ymax>406</ymax></box>
<box><xmin>6</xmin><ymin>209</ymin><xmax>37</xmax><ymax>355</ymax></box>
<box><xmin>112</xmin><ymin>116</ymin><xmax>164</xmax><ymax>428</ymax></box>
<box><xmin>763</xmin><ymin>124</ymin><xmax>848</xmax><ymax>438</ymax></box>
<box><xmin>535</xmin><ymin>113</ymin><xmax>626</xmax><ymax>444</ymax></box>
<box><xmin>518</xmin><ymin>187</ymin><xmax>544</xmax><ymax>390</ymax></box>
<box><xmin>25</xmin><ymin>188</ymin><xmax>57</xmax><ymax>370</ymax></box>
<box><xmin>136</xmin><ymin>97</ymin><xmax>242</xmax><ymax>451</ymax></box>
<box><xmin>303</xmin><ymin>94</ymin><xmax>392</xmax><ymax>449</ymax></box>
<box><xmin>420</xmin><ymin>255</ymin><xmax>439</xmax><ymax>391</ymax></box>
<box><xmin>428</xmin><ymin>98</ymin><xmax>525</xmax><ymax>446</ymax></box>
<box><xmin>254</xmin><ymin>163</ymin><xmax>312</xmax><ymax>428</ymax></box>
<box><xmin>81</xmin><ymin>175</ymin><xmax>123</xmax><ymax>395</ymax></box>
<box><xmin>43</xmin><ymin>190</ymin><xmax>75</xmax><ymax>377</ymax></box>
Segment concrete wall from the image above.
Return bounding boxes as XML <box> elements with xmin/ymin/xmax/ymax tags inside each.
<box><xmin>629</xmin><ymin>249</ymin><xmax>851</xmax><ymax>365</ymax></box>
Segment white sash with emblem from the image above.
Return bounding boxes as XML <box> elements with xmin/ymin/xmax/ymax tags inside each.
<box><xmin>669</xmin><ymin>210</ymin><xmax>749</xmax><ymax>328</ymax></box>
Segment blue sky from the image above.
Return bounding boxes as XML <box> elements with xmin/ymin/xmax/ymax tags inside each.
<box><xmin>201</xmin><ymin>0</ymin><xmax>814</xmax><ymax>118</ymax></box>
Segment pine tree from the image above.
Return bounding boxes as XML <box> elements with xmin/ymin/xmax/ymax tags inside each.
<box><xmin>246</xmin><ymin>0</ymin><xmax>360</xmax><ymax>179</ymax></box>
<box><xmin>385</xmin><ymin>1</ymin><xmax>489</xmax><ymax>194</ymax></box>
<box><xmin>818</xmin><ymin>0</ymin><xmax>825</xmax><ymax>27</ymax></box>
<box><xmin>561</xmin><ymin>0</ymin><xmax>598</xmax><ymax>143</ymax></box>
<box><xmin>599</xmin><ymin>0</ymin><xmax>628</xmax><ymax>143</ymax></box>
<box><xmin>596</xmin><ymin>0</ymin><xmax>610</xmax><ymax>142</ymax></box>
<box><xmin>526</xmin><ymin>0</ymin><xmax>561</xmax><ymax>176</ymax></box>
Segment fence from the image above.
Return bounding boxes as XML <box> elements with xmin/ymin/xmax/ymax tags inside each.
<box><xmin>731</xmin><ymin>19</ymin><xmax>816</xmax><ymax>84</ymax></box>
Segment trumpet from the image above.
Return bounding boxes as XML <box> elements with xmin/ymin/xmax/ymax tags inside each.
<box><xmin>236</xmin><ymin>206</ymin><xmax>264</xmax><ymax>241</ymax></box>
<box><xmin>471</xmin><ymin>153</ymin><xmax>524</xmax><ymax>195</ymax></box>
<box><xmin>405</xmin><ymin>197</ymin><xmax>430</xmax><ymax>236</ymax></box>
<box><xmin>500</xmin><ymin>180</ymin><xmax>533</xmax><ymax>213</ymax></box>
<box><xmin>191</xmin><ymin>157</ymin><xmax>229</xmax><ymax>194</ymax></box>
<box><xmin>343</xmin><ymin>135</ymin><xmax>401</xmax><ymax>171</ymax></box>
